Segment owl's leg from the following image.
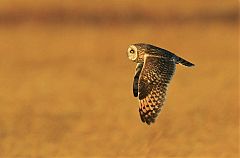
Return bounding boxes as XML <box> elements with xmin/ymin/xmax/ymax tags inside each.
<box><xmin>133</xmin><ymin>63</ymin><xmax>143</xmax><ymax>97</ymax></box>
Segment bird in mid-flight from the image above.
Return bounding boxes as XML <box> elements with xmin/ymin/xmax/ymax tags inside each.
<box><xmin>127</xmin><ymin>43</ymin><xmax>194</xmax><ymax>125</ymax></box>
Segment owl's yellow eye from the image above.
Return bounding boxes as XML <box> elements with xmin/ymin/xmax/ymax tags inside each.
<box><xmin>130</xmin><ymin>49</ymin><xmax>135</xmax><ymax>53</ymax></box>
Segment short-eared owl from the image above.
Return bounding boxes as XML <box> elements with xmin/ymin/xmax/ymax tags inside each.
<box><xmin>127</xmin><ymin>43</ymin><xmax>194</xmax><ymax>125</ymax></box>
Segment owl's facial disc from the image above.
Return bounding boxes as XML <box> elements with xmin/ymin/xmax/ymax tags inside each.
<box><xmin>127</xmin><ymin>45</ymin><xmax>138</xmax><ymax>61</ymax></box>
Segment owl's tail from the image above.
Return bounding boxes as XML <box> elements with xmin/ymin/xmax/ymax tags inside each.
<box><xmin>176</xmin><ymin>56</ymin><xmax>195</xmax><ymax>67</ymax></box>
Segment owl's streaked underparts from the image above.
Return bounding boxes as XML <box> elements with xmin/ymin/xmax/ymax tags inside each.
<box><xmin>127</xmin><ymin>43</ymin><xmax>195</xmax><ymax>125</ymax></box>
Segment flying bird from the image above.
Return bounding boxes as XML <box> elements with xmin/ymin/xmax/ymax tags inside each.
<box><xmin>127</xmin><ymin>43</ymin><xmax>194</xmax><ymax>125</ymax></box>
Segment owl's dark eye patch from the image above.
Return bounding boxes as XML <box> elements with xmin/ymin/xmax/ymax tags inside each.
<box><xmin>130</xmin><ymin>49</ymin><xmax>135</xmax><ymax>53</ymax></box>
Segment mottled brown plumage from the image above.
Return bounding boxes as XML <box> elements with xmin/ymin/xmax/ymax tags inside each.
<box><xmin>127</xmin><ymin>43</ymin><xmax>194</xmax><ymax>125</ymax></box>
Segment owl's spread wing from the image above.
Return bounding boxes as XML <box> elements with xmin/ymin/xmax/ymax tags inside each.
<box><xmin>138</xmin><ymin>55</ymin><xmax>176</xmax><ymax>125</ymax></box>
<box><xmin>133</xmin><ymin>63</ymin><xmax>143</xmax><ymax>97</ymax></box>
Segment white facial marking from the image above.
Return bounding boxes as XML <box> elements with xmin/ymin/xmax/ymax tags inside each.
<box><xmin>127</xmin><ymin>45</ymin><xmax>138</xmax><ymax>61</ymax></box>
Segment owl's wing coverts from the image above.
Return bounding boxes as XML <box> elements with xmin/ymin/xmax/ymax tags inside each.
<box><xmin>138</xmin><ymin>55</ymin><xmax>176</xmax><ymax>125</ymax></box>
<box><xmin>133</xmin><ymin>63</ymin><xmax>143</xmax><ymax>97</ymax></box>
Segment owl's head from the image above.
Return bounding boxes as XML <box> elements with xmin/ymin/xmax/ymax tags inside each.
<box><xmin>127</xmin><ymin>45</ymin><xmax>138</xmax><ymax>61</ymax></box>
<box><xmin>127</xmin><ymin>44</ymin><xmax>147</xmax><ymax>63</ymax></box>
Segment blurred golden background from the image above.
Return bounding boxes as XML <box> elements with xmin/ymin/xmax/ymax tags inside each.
<box><xmin>0</xmin><ymin>0</ymin><xmax>239</xmax><ymax>157</ymax></box>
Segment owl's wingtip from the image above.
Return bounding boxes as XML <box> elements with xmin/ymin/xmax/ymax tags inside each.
<box><xmin>187</xmin><ymin>63</ymin><xmax>195</xmax><ymax>67</ymax></box>
<box><xmin>177</xmin><ymin>57</ymin><xmax>195</xmax><ymax>67</ymax></box>
<box><xmin>139</xmin><ymin>108</ymin><xmax>159</xmax><ymax>125</ymax></box>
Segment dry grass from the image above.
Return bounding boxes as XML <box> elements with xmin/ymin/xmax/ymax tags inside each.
<box><xmin>0</xmin><ymin>1</ymin><xmax>239</xmax><ymax>158</ymax></box>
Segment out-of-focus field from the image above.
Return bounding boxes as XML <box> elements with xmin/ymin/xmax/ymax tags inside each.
<box><xmin>0</xmin><ymin>0</ymin><xmax>239</xmax><ymax>158</ymax></box>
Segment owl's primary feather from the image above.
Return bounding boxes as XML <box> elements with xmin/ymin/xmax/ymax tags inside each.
<box><xmin>138</xmin><ymin>55</ymin><xmax>176</xmax><ymax>124</ymax></box>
